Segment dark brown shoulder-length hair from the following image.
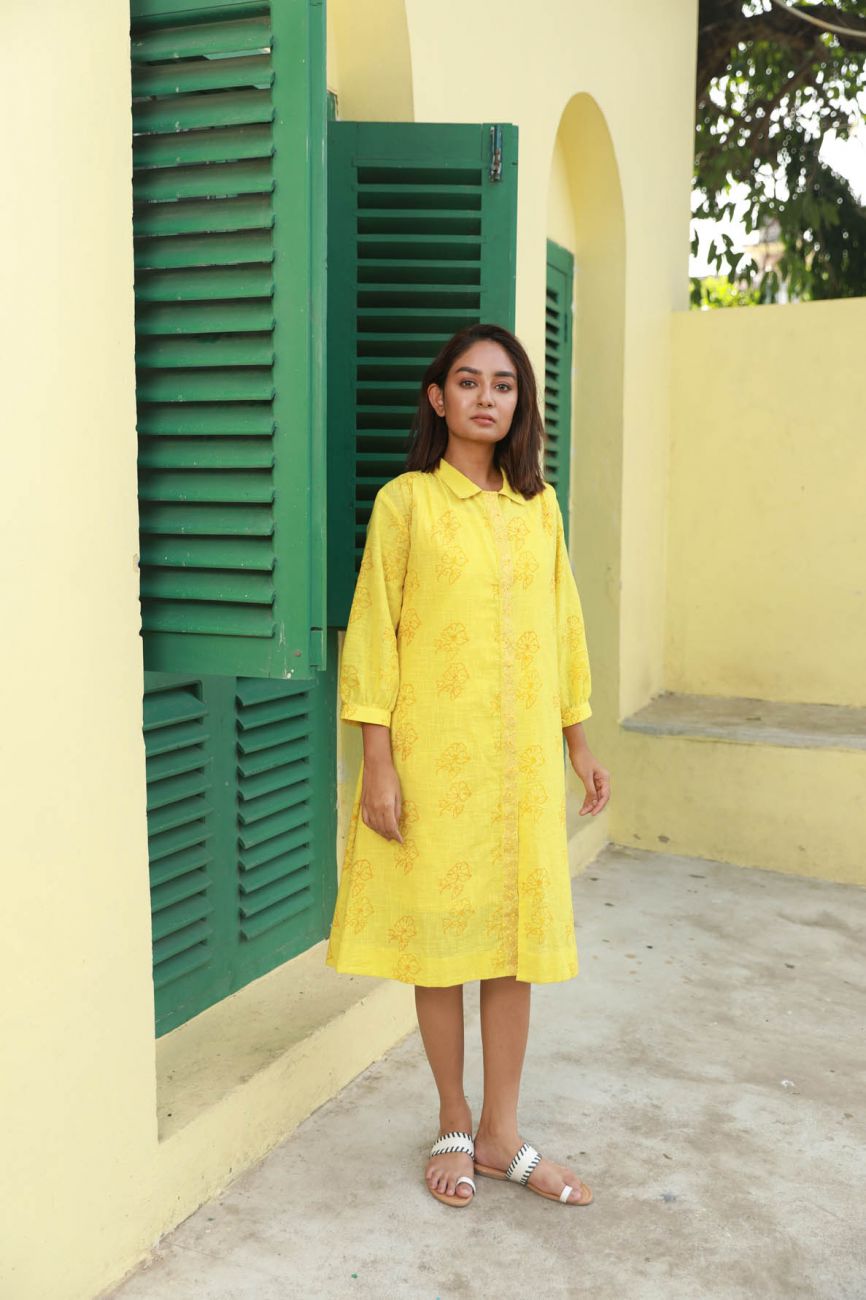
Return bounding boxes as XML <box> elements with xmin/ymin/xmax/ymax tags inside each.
<box><xmin>403</xmin><ymin>322</ymin><xmax>547</xmax><ymax>501</ymax></box>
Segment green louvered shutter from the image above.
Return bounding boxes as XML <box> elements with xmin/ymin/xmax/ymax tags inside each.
<box><xmin>144</xmin><ymin>640</ymin><xmax>338</xmax><ymax>1037</ymax></box>
<box><xmin>326</xmin><ymin>122</ymin><xmax>519</xmax><ymax>626</ymax></box>
<box><xmin>130</xmin><ymin>0</ymin><xmax>326</xmax><ymax>679</ymax></box>
<box><xmin>544</xmin><ymin>239</ymin><xmax>574</xmax><ymax>541</ymax></box>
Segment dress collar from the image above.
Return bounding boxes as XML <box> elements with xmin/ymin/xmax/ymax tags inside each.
<box><xmin>434</xmin><ymin>456</ymin><xmax>529</xmax><ymax>506</ymax></box>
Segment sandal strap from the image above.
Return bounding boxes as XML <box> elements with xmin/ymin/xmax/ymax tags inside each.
<box><xmin>455</xmin><ymin>1176</ymin><xmax>476</xmax><ymax>1193</ymax></box>
<box><xmin>559</xmin><ymin>1184</ymin><xmax>574</xmax><ymax>1203</ymax></box>
<box><xmin>430</xmin><ymin>1130</ymin><xmax>474</xmax><ymax>1157</ymax></box>
<box><xmin>505</xmin><ymin>1142</ymin><xmax>542</xmax><ymax>1186</ymax></box>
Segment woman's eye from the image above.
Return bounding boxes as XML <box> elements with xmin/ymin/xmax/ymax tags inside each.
<box><xmin>457</xmin><ymin>379</ymin><xmax>512</xmax><ymax>391</ymax></box>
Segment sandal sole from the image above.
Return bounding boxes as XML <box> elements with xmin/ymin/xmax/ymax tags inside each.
<box><xmin>428</xmin><ymin>1186</ymin><xmax>475</xmax><ymax>1207</ymax></box>
<box><xmin>474</xmin><ymin>1161</ymin><xmax>592</xmax><ymax>1205</ymax></box>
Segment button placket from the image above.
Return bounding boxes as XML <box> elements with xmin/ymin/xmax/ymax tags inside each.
<box><xmin>483</xmin><ymin>493</ymin><xmax>520</xmax><ymax>967</ymax></box>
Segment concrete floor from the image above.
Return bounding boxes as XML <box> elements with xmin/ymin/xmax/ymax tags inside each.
<box><xmin>108</xmin><ymin>845</ymin><xmax>866</xmax><ymax>1300</ymax></box>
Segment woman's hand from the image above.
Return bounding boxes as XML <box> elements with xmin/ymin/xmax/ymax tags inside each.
<box><xmin>566</xmin><ymin>735</ymin><xmax>611</xmax><ymax>817</ymax></box>
<box><xmin>360</xmin><ymin>756</ymin><xmax>404</xmax><ymax>843</ymax></box>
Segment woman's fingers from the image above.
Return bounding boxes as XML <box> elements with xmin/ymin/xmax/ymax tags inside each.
<box><xmin>361</xmin><ymin>800</ymin><xmax>404</xmax><ymax>843</ymax></box>
<box><xmin>578</xmin><ymin>764</ymin><xmax>611</xmax><ymax>815</ymax></box>
<box><xmin>359</xmin><ymin>764</ymin><xmax>404</xmax><ymax>842</ymax></box>
<box><xmin>386</xmin><ymin>808</ymin><xmax>404</xmax><ymax>844</ymax></box>
<box><xmin>591</xmin><ymin>767</ymin><xmax>611</xmax><ymax>814</ymax></box>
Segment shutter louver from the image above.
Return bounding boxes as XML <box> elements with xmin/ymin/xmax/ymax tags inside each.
<box><xmin>544</xmin><ymin>239</ymin><xmax>575</xmax><ymax>538</ymax></box>
<box><xmin>327</xmin><ymin>122</ymin><xmax>519</xmax><ymax>627</ymax></box>
<box><xmin>131</xmin><ymin>0</ymin><xmax>326</xmax><ymax>679</ymax></box>
<box><xmin>144</xmin><ymin>643</ymin><xmax>338</xmax><ymax>1037</ymax></box>
<box><xmin>144</xmin><ymin>682</ymin><xmax>215</xmax><ymax>1017</ymax></box>
<box><xmin>236</xmin><ymin>679</ymin><xmax>316</xmax><ymax>940</ymax></box>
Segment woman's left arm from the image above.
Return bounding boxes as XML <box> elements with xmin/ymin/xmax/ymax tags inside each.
<box><xmin>552</xmin><ymin>492</ymin><xmax>611</xmax><ymax>816</ymax></box>
<box><xmin>563</xmin><ymin>720</ymin><xmax>610</xmax><ymax>817</ymax></box>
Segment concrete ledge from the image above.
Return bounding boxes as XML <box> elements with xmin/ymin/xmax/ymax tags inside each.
<box><xmin>614</xmin><ymin>723</ymin><xmax>866</xmax><ymax>886</ymax></box>
<box><xmin>156</xmin><ymin>940</ymin><xmax>417</xmax><ymax>1142</ymax></box>
<box><xmin>622</xmin><ymin>691</ymin><xmax>866</xmax><ymax>752</ymax></box>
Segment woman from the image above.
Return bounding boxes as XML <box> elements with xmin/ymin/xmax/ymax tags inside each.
<box><xmin>326</xmin><ymin>322</ymin><xmax>611</xmax><ymax>1208</ymax></box>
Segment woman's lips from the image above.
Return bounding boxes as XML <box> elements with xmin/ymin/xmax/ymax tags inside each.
<box><xmin>472</xmin><ymin>416</ymin><xmax>495</xmax><ymax>425</ymax></box>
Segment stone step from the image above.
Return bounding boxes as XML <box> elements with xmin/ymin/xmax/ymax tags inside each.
<box><xmin>615</xmin><ymin>693</ymin><xmax>866</xmax><ymax>886</ymax></box>
<box><xmin>622</xmin><ymin>691</ymin><xmax>866</xmax><ymax>752</ymax></box>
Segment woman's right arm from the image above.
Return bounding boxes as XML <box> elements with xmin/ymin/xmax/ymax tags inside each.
<box><xmin>340</xmin><ymin>479</ymin><xmax>412</xmax><ymax>842</ymax></box>
<box><xmin>358</xmin><ymin>722</ymin><xmax>404</xmax><ymax>843</ymax></box>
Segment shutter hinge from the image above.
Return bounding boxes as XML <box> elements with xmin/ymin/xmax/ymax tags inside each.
<box><xmin>309</xmin><ymin>625</ymin><xmax>326</xmax><ymax>671</ymax></box>
<box><xmin>488</xmin><ymin>125</ymin><xmax>503</xmax><ymax>183</ymax></box>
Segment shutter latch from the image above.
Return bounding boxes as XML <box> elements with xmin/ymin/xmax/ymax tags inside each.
<box><xmin>488</xmin><ymin>125</ymin><xmax>502</xmax><ymax>183</ymax></box>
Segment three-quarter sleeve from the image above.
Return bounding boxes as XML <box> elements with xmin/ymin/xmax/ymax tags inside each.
<box><xmin>552</xmin><ymin>491</ymin><xmax>592</xmax><ymax>727</ymax></box>
<box><xmin>339</xmin><ymin>479</ymin><xmax>411</xmax><ymax>728</ymax></box>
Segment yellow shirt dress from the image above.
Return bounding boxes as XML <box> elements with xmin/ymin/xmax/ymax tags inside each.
<box><xmin>325</xmin><ymin>455</ymin><xmax>592</xmax><ymax>987</ymax></box>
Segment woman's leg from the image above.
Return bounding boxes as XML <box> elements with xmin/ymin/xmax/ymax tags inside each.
<box><xmin>415</xmin><ymin>983</ymin><xmax>474</xmax><ymax>1198</ymax></box>
<box><xmin>473</xmin><ymin>975</ymin><xmax>589</xmax><ymax>1203</ymax></box>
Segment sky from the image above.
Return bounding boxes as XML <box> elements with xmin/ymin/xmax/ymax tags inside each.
<box><xmin>689</xmin><ymin>94</ymin><xmax>866</xmax><ymax>279</ymax></box>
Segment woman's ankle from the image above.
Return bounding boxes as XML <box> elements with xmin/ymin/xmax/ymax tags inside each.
<box><xmin>438</xmin><ymin>1094</ymin><xmax>472</xmax><ymax>1129</ymax></box>
<box><xmin>475</xmin><ymin>1113</ymin><xmax>519</xmax><ymax>1143</ymax></box>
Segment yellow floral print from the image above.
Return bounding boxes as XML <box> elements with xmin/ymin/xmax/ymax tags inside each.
<box><xmin>436</xmin><ymin>741</ymin><xmax>471</xmax><ymax>776</ymax></box>
<box><xmin>436</xmin><ymin>546</ymin><xmax>469</xmax><ymax>584</ymax></box>
<box><xmin>388</xmin><ymin>914</ymin><xmax>418</xmax><ymax>951</ymax></box>
<box><xmin>326</xmin><ymin>457</ymin><xmax>592</xmax><ymax>987</ymax></box>
<box><xmin>438</xmin><ymin>781</ymin><xmax>472</xmax><ymax>817</ymax></box>
<box><xmin>443</xmin><ymin>899</ymin><xmax>476</xmax><ymax>937</ymax></box>
<box><xmin>436</xmin><ymin>661</ymin><xmax>470</xmax><ymax>699</ymax></box>
<box><xmin>399</xmin><ymin>607</ymin><xmax>422</xmax><ymax>644</ymax></box>
<box><xmin>438</xmin><ymin>860</ymin><xmax>473</xmax><ymax>898</ymax></box>
<box><xmin>434</xmin><ymin>621</ymin><xmax>470</xmax><ymax>655</ymax></box>
<box><xmin>513</xmin><ymin>550</ymin><xmax>539</xmax><ymax>590</ymax></box>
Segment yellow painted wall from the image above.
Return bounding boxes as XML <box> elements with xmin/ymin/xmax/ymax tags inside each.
<box><xmin>544</xmin><ymin>98</ymin><xmax>625</xmax><ymax>819</ymax></box>
<box><xmin>0</xmin><ymin>0</ymin><xmax>156</xmax><ymax>1295</ymax></box>
<box><xmin>667</xmin><ymin>297</ymin><xmax>866</xmax><ymax>706</ymax></box>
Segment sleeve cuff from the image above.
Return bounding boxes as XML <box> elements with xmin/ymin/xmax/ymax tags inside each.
<box><xmin>340</xmin><ymin>703</ymin><xmax>392</xmax><ymax>727</ymax></box>
<box><xmin>561</xmin><ymin>702</ymin><xmax>592</xmax><ymax>727</ymax></box>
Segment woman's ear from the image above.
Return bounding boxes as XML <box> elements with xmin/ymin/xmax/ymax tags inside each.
<box><xmin>427</xmin><ymin>382</ymin><xmax>445</xmax><ymax>417</ymax></box>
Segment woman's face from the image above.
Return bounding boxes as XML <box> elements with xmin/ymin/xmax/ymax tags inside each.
<box><xmin>427</xmin><ymin>339</ymin><xmax>519</xmax><ymax>448</ymax></box>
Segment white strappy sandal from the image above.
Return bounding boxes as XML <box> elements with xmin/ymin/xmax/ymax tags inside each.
<box><xmin>427</xmin><ymin>1130</ymin><xmax>477</xmax><ymax>1207</ymax></box>
<box><xmin>474</xmin><ymin>1140</ymin><xmax>592</xmax><ymax>1205</ymax></box>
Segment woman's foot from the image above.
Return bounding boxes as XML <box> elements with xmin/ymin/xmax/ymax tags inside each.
<box><xmin>426</xmin><ymin>1102</ymin><xmax>475</xmax><ymax>1200</ymax></box>
<box><xmin>473</xmin><ymin>1126</ymin><xmax>590</xmax><ymax>1203</ymax></box>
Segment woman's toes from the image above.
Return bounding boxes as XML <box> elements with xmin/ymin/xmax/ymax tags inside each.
<box><xmin>565</xmin><ymin>1178</ymin><xmax>589</xmax><ymax>1203</ymax></box>
<box><xmin>427</xmin><ymin>1151</ymin><xmax>474</xmax><ymax>1198</ymax></box>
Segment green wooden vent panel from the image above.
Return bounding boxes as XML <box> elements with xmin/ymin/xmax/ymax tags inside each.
<box><xmin>326</xmin><ymin>121</ymin><xmax>519</xmax><ymax>627</ymax></box>
<box><xmin>544</xmin><ymin>238</ymin><xmax>574</xmax><ymax>543</ymax></box>
<box><xmin>144</xmin><ymin>632</ymin><xmax>338</xmax><ymax>1037</ymax></box>
<box><xmin>130</xmin><ymin>0</ymin><xmax>326</xmax><ymax>679</ymax></box>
